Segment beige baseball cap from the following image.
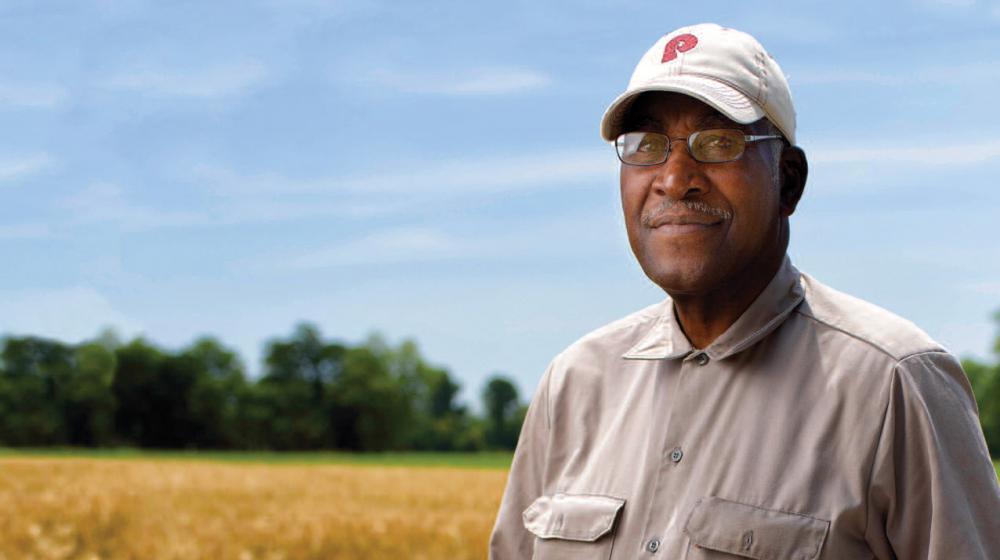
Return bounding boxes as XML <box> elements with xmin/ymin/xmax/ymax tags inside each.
<box><xmin>600</xmin><ymin>23</ymin><xmax>797</xmax><ymax>145</ymax></box>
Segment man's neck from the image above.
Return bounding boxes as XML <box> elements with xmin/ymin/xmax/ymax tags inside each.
<box><xmin>669</xmin><ymin>251</ymin><xmax>786</xmax><ymax>350</ymax></box>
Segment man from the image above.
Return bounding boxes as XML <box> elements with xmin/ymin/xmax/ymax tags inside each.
<box><xmin>489</xmin><ymin>23</ymin><xmax>1000</xmax><ymax>559</ymax></box>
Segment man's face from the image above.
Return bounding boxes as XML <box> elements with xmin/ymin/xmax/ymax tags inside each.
<box><xmin>619</xmin><ymin>92</ymin><xmax>790</xmax><ymax>296</ymax></box>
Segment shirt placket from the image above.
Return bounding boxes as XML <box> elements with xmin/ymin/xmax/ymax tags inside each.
<box><xmin>638</xmin><ymin>349</ymin><xmax>713</xmax><ymax>557</ymax></box>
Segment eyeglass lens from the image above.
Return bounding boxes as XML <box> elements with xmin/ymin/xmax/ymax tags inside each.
<box><xmin>616</xmin><ymin>129</ymin><xmax>748</xmax><ymax>165</ymax></box>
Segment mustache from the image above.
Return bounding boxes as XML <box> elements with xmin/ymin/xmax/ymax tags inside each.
<box><xmin>641</xmin><ymin>200</ymin><xmax>733</xmax><ymax>227</ymax></box>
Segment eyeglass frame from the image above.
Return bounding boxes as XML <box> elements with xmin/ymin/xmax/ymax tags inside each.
<box><xmin>615</xmin><ymin>129</ymin><xmax>785</xmax><ymax>166</ymax></box>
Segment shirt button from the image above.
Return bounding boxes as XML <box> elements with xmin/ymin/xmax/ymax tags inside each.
<box><xmin>742</xmin><ymin>530</ymin><xmax>754</xmax><ymax>551</ymax></box>
<box><xmin>695</xmin><ymin>352</ymin><xmax>709</xmax><ymax>365</ymax></box>
<box><xmin>669</xmin><ymin>447</ymin><xmax>683</xmax><ymax>463</ymax></box>
<box><xmin>646</xmin><ymin>537</ymin><xmax>661</xmax><ymax>553</ymax></box>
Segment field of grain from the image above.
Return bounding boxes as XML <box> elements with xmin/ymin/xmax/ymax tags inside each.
<box><xmin>1</xmin><ymin>454</ymin><xmax>996</xmax><ymax>560</ymax></box>
<box><xmin>0</xmin><ymin>457</ymin><xmax>508</xmax><ymax>560</ymax></box>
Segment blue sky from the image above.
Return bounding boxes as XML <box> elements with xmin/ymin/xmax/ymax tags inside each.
<box><xmin>2</xmin><ymin>0</ymin><xmax>1000</xmax><ymax>406</ymax></box>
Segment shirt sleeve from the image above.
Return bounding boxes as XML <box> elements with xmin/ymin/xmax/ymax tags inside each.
<box><xmin>865</xmin><ymin>350</ymin><xmax>1000</xmax><ymax>559</ymax></box>
<box><xmin>488</xmin><ymin>361</ymin><xmax>553</xmax><ymax>560</ymax></box>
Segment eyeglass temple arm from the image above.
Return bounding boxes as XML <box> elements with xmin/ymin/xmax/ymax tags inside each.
<box><xmin>744</xmin><ymin>134</ymin><xmax>784</xmax><ymax>142</ymax></box>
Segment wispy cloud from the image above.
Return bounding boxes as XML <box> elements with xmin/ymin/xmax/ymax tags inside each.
<box><xmin>369</xmin><ymin>66</ymin><xmax>551</xmax><ymax>95</ymax></box>
<box><xmin>790</xmin><ymin>61</ymin><xmax>1000</xmax><ymax>86</ymax></box>
<box><xmin>105</xmin><ymin>61</ymin><xmax>268</xmax><ymax>98</ymax></box>
<box><xmin>279</xmin><ymin>210</ymin><xmax>622</xmax><ymax>270</ymax></box>
<box><xmin>345</xmin><ymin>149</ymin><xmax>612</xmax><ymax>193</ymax></box>
<box><xmin>918</xmin><ymin>0</ymin><xmax>976</xmax><ymax>8</ymax></box>
<box><xmin>59</xmin><ymin>182</ymin><xmax>206</xmax><ymax>230</ymax></box>
<box><xmin>287</xmin><ymin>227</ymin><xmax>466</xmax><ymax>268</ymax></box>
<box><xmin>809</xmin><ymin>139</ymin><xmax>1000</xmax><ymax>165</ymax></box>
<box><xmin>56</xmin><ymin>180</ymin><xmax>392</xmax><ymax>233</ymax></box>
<box><xmin>738</xmin><ymin>15</ymin><xmax>840</xmax><ymax>45</ymax></box>
<box><xmin>195</xmin><ymin>147</ymin><xmax>613</xmax><ymax>197</ymax></box>
<box><xmin>0</xmin><ymin>286</ymin><xmax>143</xmax><ymax>342</ymax></box>
<box><xmin>0</xmin><ymin>223</ymin><xmax>52</xmax><ymax>240</ymax></box>
<box><xmin>0</xmin><ymin>153</ymin><xmax>55</xmax><ymax>182</ymax></box>
<box><xmin>963</xmin><ymin>281</ymin><xmax>1000</xmax><ymax>296</ymax></box>
<box><xmin>0</xmin><ymin>83</ymin><xmax>68</xmax><ymax>108</ymax></box>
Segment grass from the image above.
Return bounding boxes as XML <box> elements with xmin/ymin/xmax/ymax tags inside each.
<box><xmin>0</xmin><ymin>447</ymin><xmax>514</xmax><ymax>469</ymax></box>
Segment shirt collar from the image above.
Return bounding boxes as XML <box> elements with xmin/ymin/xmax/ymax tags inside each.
<box><xmin>623</xmin><ymin>255</ymin><xmax>804</xmax><ymax>361</ymax></box>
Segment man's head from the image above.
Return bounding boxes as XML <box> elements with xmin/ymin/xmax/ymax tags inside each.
<box><xmin>601</xmin><ymin>24</ymin><xmax>808</xmax><ymax>296</ymax></box>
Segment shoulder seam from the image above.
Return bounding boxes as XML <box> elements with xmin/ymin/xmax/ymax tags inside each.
<box><xmin>793</xmin><ymin>307</ymin><xmax>900</xmax><ymax>360</ymax></box>
<box><xmin>894</xmin><ymin>349</ymin><xmax>949</xmax><ymax>366</ymax></box>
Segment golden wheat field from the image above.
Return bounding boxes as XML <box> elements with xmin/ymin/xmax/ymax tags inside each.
<box><xmin>0</xmin><ymin>457</ymin><xmax>509</xmax><ymax>560</ymax></box>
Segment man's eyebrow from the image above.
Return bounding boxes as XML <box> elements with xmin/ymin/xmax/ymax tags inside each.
<box><xmin>627</xmin><ymin>115</ymin><xmax>660</xmax><ymax>130</ymax></box>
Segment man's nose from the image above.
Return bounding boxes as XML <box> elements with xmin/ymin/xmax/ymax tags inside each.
<box><xmin>651</xmin><ymin>141</ymin><xmax>709</xmax><ymax>199</ymax></box>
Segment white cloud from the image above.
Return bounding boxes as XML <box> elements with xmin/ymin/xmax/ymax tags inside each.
<box><xmin>53</xmin><ymin>148</ymin><xmax>613</xmax><ymax>234</ymax></box>
<box><xmin>345</xmin><ymin>149</ymin><xmax>612</xmax><ymax>193</ymax></box>
<box><xmin>195</xmin><ymin>147</ymin><xmax>614</xmax><ymax>197</ymax></box>
<box><xmin>0</xmin><ymin>286</ymin><xmax>143</xmax><ymax>343</ymax></box>
<box><xmin>287</xmin><ymin>227</ymin><xmax>466</xmax><ymax>268</ymax></box>
<box><xmin>57</xmin><ymin>180</ymin><xmax>392</xmax><ymax>232</ymax></box>
<box><xmin>59</xmin><ymin>182</ymin><xmax>207</xmax><ymax>230</ymax></box>
<box><xmin>0</xmin><ymin>153</ymin><xmax>55</xmax><ymax>182</ymax></box>
<box><xmin>219</xmin><ymin>198</ymin><xmax>399</xmax><ymax>223</ymax></box>
<box><xmin>0</xmin><ymin>223</ymin><xmax>51</xmax><ymax>240</ymax></box>
<box><xmin>280</xmin><ymin>210</ymin><xmax>623</xmax><ymax>270</ymax></box>
<box><xmin>0</xmin><ymin>83</ymin><xmax>68</xmax><ymax>108</ymax></box>
<box><xmin>369</xmin><ymin>66</ymin><xmax>551</xmax><ymax>95</ymax></box>
<box><xmin>105</xmin><ymin>61</ymin><xmax>268</xmax><ymax>98</ymax></box>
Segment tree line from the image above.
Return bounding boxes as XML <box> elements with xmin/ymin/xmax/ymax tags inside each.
<box><xmin>1</xmin><ymin>316</ymin><xmax>999</xmax><ymax>457</ymax></box>
<box><xmin>0</xmin><ymin>323</ymin><xmax>526</xmax><ymax>452</ymax></box>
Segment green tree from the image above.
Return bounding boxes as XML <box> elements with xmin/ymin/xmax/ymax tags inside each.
<box><xmin>112</xmin><ymin>339</ymin><xmax>203</xmax><ymax>448</ymax></box>
<box><xmin>181</xmin><ymin>337</ymin><xmax>247</xmax><ymax>448</ymax></box>
<box><xmin>381</xmin><ymin>338</ymin><xmax>482</xmax><ymax>451</ymax></box>
<box><xmin>482</xmin><ymin>374</ymin><xmax>522</xmax><ymax>450</ymax></box>
<box><xmin>258</xmin><ymin>323</ymin><xmax>346</xmax><ymax>449</ymax></box>
<box><xmin>333</xmin><ymin>336</ymin><xmax>413</xmax><ymax>451</ymax></box>
<box><xmin>0</xmin><ymin>336</ymin><xmax>74</xmax><ymax>445</ymax></box>
<box><xmin>964</xmin><ymin>310</ymin><xmax>1000</xmax><ymax>458</ymax></box>
<box><xmin>64</xmin><ymin>341</ymin><xmax>117</xmax><ymax>446</ymax></box>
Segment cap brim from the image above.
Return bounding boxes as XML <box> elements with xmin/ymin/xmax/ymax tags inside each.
<box><xmin>600</xmin><ymin>76</ymin><xmax>766</xmax><ymax>142</ymax></box>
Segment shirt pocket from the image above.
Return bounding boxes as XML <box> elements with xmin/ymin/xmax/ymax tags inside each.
<box><xmin>683</xmin><ymin>496</ymin><xmax>830</xmax><ymax>560</ymax></box>
<box><xmin>522</xmin><ymin>493</ymin><xmax>626</xmax><ymax>560</ymax></box>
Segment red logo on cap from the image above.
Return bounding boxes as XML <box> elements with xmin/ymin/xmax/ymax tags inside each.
<box><xmin>662</xmin><ymin>33</ymin><xmax>698</xmax><ymax>62</ymax></box>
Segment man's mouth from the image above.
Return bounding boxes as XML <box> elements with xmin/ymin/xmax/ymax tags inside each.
<box><xmin>647</xmin><ymin>214</ymin><xmax>722</xmax><ymax>228</ymax></box>
<box><xmin>640</xmin><ymin>200</ymin><xmax>731</xmax><ymax>232</ymax></box>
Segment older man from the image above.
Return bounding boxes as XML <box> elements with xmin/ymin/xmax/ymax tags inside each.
<box><xmin>489</xmin><ymin>23</ymin><xmax>1000</xmax><ymax>559</ymax></box>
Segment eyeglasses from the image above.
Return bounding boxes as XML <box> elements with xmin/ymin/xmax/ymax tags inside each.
<box><xmin>615</xmin><ymin>129</ymin><xmax>783</xmax><ymax>166</ymax></box>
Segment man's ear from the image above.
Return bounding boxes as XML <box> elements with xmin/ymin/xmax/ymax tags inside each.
<box><xmin>778</xmin><ymin>145</ymin><xmax>808</xmax><ymax>217</ymax></box>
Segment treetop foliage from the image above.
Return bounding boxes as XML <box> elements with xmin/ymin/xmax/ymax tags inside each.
<box><xmin>0</xmin><ymin>324</ymin><xmax>526</xmax><ymax>452</ymax></box>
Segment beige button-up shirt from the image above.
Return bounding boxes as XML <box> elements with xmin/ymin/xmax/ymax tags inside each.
<box><xmin>490</xmin><ymin>256</ymin><xmax>1000</xmax><ymax>559</ymax></box>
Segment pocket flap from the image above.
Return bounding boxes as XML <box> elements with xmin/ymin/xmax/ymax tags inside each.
<box><xmin>522</xmin><ymin>493</ymin><xmax>625</xmax><ymax>542</ymax></box>
<box><xmin>683</xmin><ymin>497</ymin><xmax>829</xmax><ymax>560</ymax></box>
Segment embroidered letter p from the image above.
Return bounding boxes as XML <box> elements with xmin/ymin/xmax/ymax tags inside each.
<box><xmin>662</xmin><ymin>33</ymin><xmax>698</xmax><ymax>62</ymax></box>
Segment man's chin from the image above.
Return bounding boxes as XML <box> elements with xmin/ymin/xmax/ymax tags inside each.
<box><xmin>641</xmin><ymin>261</ymin><xmax>723</xmax><ymax>297</ymax></box>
